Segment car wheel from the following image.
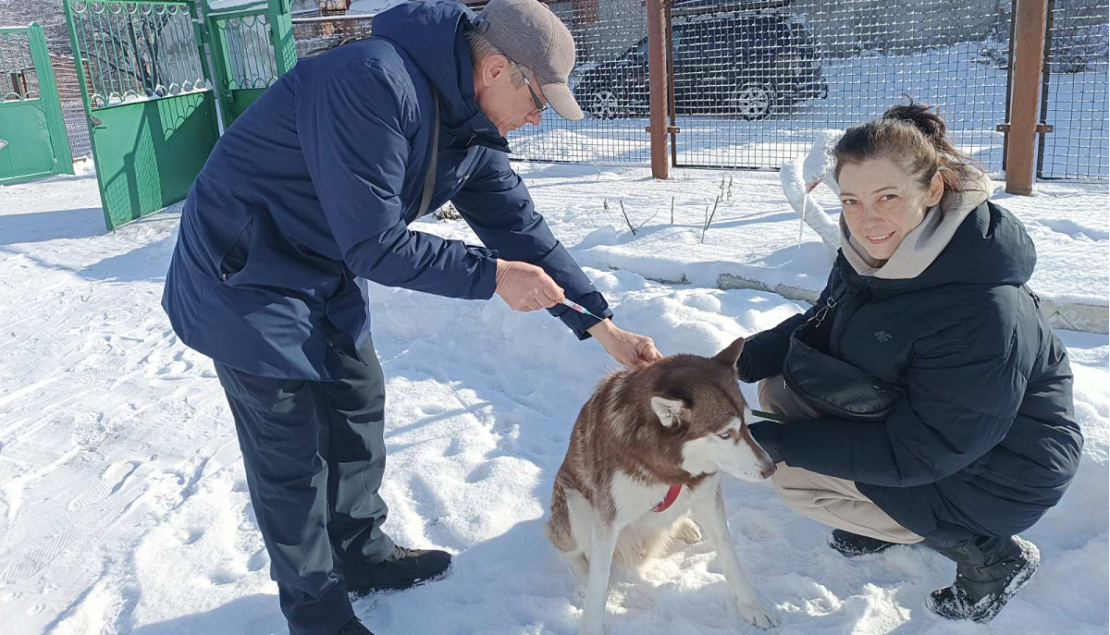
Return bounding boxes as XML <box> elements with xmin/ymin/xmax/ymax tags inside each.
<box><xmin>730</xmin><ymin>82</ymin><xmax>775</xmax><ymax>121</ymax></box>
<box><xmin>589</xmin><ymin>88</ymin><xmax>623</xmax><ymax>120</ymax></box>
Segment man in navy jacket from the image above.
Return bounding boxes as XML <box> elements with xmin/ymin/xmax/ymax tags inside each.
<box><xmin>163</xmin><ymin>1</ymin><xmax>660</xmax><ymax>633</ymax></box>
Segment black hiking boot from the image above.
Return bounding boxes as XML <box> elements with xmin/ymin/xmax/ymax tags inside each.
<box><xmin>828</xmin><ymin>529</ymin><xmax>897</xmax><ymax>557</ymax></box>
<box><xmin>346</xmin><ymin>546</ymin><xmax>452</xmax><ymax>597</ymax></box>
<box><xmin>336</xmin><ymin>617</ymin><xmax>375</xmax><ymax>635</ymax></box>
<box><xmin>923</xmin><ymin>535</ymin><xmax>1040</xmax><ymax>623</ymax></box>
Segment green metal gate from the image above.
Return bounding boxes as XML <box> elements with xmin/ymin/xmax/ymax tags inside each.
<box><xmin>0</xmin><ymin>23</ymin><xmax>74</xmax><ymax>185</ymax></box>
<box><xmin>203</xmin><ymin>0</ymin><xmax>296</xmax><ymax>128</ymax></box>
<box><xmin>63</xmin><ymin>0</ymin><xmax>221</xmax><ymax>230</ymax></box>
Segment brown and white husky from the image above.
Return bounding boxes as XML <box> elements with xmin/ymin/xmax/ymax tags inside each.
<box><xmin>546</xmin><ymin>337</ymin><xmax>778</xmax><ymax>635</ymax></box>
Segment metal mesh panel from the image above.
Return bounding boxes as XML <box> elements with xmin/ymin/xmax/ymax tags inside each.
<box><xmin>669</xmin><ymin>0</ymin><xmax>1013</xmax><ymax>171</ymax></box>
<box><xmin>0</xmin><ymin>30</ymin><xmax>40</xmax><ymax>101</ymax></box>
<box><xmin>1038</xmin><ymin>0</ymin><xmax>1109</xmax><ymax>180</ymax></box>
<box><xmin>508</xmin><ymin>0</ymin><xmax>652</xmax><ymax>163</ymax></box>
<box><xmin>287</xmin><ymin>3</ymin><xmax>653</xmax><ymax>162</ymax></box>
<box><xmin>285</xmin><ymin>1</ymin><xmax>1106</xmax><ymax>181</ymax></box>
<box><xmin>69</xmin><ymin>1</ymin><xmax>208</xmax><ymax>109</ymax></box>
<box><xmin>51</xmin><ymin>54</ymin><xmax>94</xmax><ymax>158</ymax></box>
<box><xmin>292</xmin><ymin>14</ymin><xmax>375</xmax><ymax>58</ymax></box>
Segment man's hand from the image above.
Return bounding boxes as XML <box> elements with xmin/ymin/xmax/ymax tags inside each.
<box><xmin>588</xmin><ymin>319</ymin><xmax>663</xmax><ymax>369</ymax></box>
<box><xmin>494</xmin><ymin>259</ymin><xmax>565</xmax><ymax>312</ymax></box>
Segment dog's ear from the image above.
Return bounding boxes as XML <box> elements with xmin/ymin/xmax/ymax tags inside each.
<box><xmin>651</xmin><ymin>388</ymin><xmax>692</xmax><ymax>428</ymax></box>
<box><xmin>713</xmin><ymin>336</ymin><xmax>745</xmax><ymax>368</ymax></box>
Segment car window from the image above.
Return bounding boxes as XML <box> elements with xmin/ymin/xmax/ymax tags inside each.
<box><xmin>627</xmin><ymin>31</ymin><xmax>680</xmax><ymax>62</ymax></box>
<box><xmin>674</xmin><ymin>23</ymin><xmax>710</xmax><ymax>62</ymax></box>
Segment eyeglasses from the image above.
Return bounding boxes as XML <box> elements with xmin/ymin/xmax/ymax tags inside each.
<box><xmin>511</xmin><ymin>61</ymin><xmax>548</xmax><ymax>115</ymax></box>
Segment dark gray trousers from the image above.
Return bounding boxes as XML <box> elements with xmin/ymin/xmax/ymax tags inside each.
<box><xmin>214</xmin><ymin>336</ymin><xmax>394</xmax><ymax>635</ymax></box>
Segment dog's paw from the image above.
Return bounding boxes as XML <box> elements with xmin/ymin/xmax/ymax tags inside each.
<box><xmin>735</xmin><ymin>595</ymin><xmax>777</xmax><ymax>629</ymax></box>
<box><xmin>672</xmin><ymin>517</ymin><xmax>703</xmax><ymax>544</ymax></box>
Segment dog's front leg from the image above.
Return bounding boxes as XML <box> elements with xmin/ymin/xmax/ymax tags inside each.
<box><xmin>578</xmin><ymin>522</ymin><xmax>621</xmax><ymax>635</ymax></box>
<box><xmin>691</xmin><ymin>492</ymin><xmax>777</xmax><ymax>629</ymax></box>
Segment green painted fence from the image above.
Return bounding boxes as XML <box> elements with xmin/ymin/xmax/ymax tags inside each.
<box><xmin>203</xmin><ymin>0</ymin><xmax>296</xmax><ymax>128</ymax></box>
<box><xmin>63</xmin><ymin>0</ymin><xmax>220</xmax><ymax>230</ymax></box>
<box><xmin>0</xmin><ymin>23</ymin><xmax>74</xmax><ymax>185</ymax></box>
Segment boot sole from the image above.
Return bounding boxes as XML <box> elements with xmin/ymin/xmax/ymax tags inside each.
<box><xmin>925</xmin><ymin>537</ymin><xmax>1041</xmax><ymax>623</ymax></box>
<box><xmin>348</xmin><ymin>564</ymin><xmax>453</xmax><ymax>599</ymax></box>
<box><xmin>828</xmin><ymin>534</ymin><xmax>900</xmax><ymax>558</ymax></box>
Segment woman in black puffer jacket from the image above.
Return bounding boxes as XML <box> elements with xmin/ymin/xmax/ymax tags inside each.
<box><xmin>743</xmin><ymin>103</ymin><xmax>1083</xmax><ymax>623</ymax></box>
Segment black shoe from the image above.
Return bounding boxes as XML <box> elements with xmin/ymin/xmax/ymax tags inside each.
<box><xmin>346</xmin><ymin>545</ymin><xmax>452</xmax><ymax>597</ymax></box>
<box><xmin>924</xmin><ymin>535</ymin><xmax>1040</xmax><ymax>623</ymax></box>
<box><xmin>828</xmin><ymin>529</ymin><xmax>897</xmax><ymax>557</ymax></box>
<box><xmin>336</xmin><ymin>617</ymin><xmax>375</xmax><ymax>635</ymax></box>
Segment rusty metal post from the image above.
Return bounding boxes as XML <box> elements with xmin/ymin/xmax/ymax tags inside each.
<box><xmin>1005</xmin><ymin>0</ymin><xmax>1049</xmax><ymax>195</ymax></box>
<box><xmin>646</xmin><ymin>0</ymin><xmax>669</xmax><ymax>179</ymax></box>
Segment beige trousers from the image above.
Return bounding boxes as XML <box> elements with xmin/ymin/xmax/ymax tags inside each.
<box><xmin>758</xmin><ymin>376</ymin><xmax>923</xmax><ymax>544</ymax></box>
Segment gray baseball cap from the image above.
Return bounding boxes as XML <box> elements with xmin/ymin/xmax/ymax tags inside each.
<box><xmin>478</xmin><ymin>0</ymin><xmax>584</xmax><ymax>120</ymax></box>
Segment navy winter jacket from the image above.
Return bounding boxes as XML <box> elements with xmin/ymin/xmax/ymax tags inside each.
<box><xmin>162</xmin><ymin>1</ymin><xmax>611</xmax><ymax>380</ymax></box>
<box><xmin>743</xmin><ymin>201</ymin><xmax>1083</xmax><ymax>541</ymax></box>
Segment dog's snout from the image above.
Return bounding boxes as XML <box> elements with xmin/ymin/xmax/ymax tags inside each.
<box><xmin>760</xmin><ymin>463</ymin><xmax>777</xmax><ymax>479</ymax></box>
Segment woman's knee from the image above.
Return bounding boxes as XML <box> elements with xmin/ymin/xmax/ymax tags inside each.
<box><xmin>758</xmin><ymin>375</ymin><xmax>821</xmax><ymax>420</ymax></box>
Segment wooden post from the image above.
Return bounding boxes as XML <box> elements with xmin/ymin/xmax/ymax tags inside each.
<box><xmin>646</xmin><ymin>0</ymin><xmax>669</xmax><ymax>180</ymax></box>
<box><xmin>1005</xmin><ymin>0</ymin><xmax>1049</xmax><ymax>195</ymax></box>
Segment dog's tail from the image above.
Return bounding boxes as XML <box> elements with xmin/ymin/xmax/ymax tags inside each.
<box><xmin>545</xmin><ymin>483</ymin><xmax>577</xmax><ymax>553</ymax></box>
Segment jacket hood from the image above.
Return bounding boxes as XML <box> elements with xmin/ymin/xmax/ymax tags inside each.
<box><xmin>372</xmin><ymin>0</ymin><xmax>508</xmax><ymax>150</ymax></box>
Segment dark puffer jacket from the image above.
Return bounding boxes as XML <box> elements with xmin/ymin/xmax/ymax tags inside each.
<box><xmin>162</xmin><ymin>1</ymin><xmax>611</xmax><ymax>381</ymax></box>
<box><xmin>743</xmin><ymin>201</ymin><xmax>1083</xmax><ymax>541</ymax></box>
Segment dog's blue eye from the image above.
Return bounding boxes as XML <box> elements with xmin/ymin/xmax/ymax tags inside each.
<box><xmin>719</xmin><ymin>430</ymin><xmax>733</xmax><ymax>440</ymax></box>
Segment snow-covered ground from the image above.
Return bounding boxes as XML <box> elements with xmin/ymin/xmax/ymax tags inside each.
<box><xmin>0</xmin><ymin>165</ymin><xmax>1106</xmax><ymax>635</ymax></box>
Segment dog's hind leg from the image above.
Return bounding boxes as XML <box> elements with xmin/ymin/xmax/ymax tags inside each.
<box><xmin>690</xmin><ymin>491</ymin><xmax>777</xmax><ymax>629</ymax></box>
<box><xmin>578</xmin><ymin>521</ymin><xmax>622</xmax><ymax>635</ymax></box>
<box><xmin>547</xmin><ymin>484</ymin><xmax>577</xmax><ymax>553</ymax></box>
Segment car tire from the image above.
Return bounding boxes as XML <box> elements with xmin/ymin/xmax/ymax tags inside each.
<box><xmin>730</xmin><ymin>82</ymin><xmax>776</xmax><ymax>121</ymax></box>
<box><xmin>588</xmin><ymin>88</ymin><xmax>623</xmax><ymax>120</ymax></box>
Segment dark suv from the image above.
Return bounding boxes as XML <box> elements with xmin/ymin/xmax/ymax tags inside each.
<box><xmin>572</xmin><ymin>11</ymin><xmax>827</xmax><ymax>120</ymax></box>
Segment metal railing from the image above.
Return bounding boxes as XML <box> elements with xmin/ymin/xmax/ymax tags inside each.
<box><xmin>0</xmin><ymin>28</ymin><xmax>40</xmax><ymax>101</ymax></box>
<box><xmin>208</xmin><ymin>2</ymin><xmax>280</xmax><ymax>91</ymax></box>
<box><xmin>67</xmin><ymin>1</ymin><xmax>208</xmax><ymax>109</ymax></box>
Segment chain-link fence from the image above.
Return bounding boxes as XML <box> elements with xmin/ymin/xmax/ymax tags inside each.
<box><xmin>668</xmin><ymin>1</ymin><xmax>1008</xmax><ymax>171</ymax></box>
<box><xmin>506</xmin><ymin>0</ymin><xmax>1107</xmax><ymax>182</ymax></box>
<box><xmin>504</xmin><ymin>0</ymin><xmax>1016</xmax><ymax>171</ymax></box>
<box><xmin>1037</xmin><ymin>0</ymin><xmax>1109</xmax><ymax>180</ymax></box>
<box><xmin>292</xmin><ymin>13</ymin><xmax>374</xmax><ymax>58</ymax></box>
<box><xmin>51</xmin><ymin>54</ymin><xmax>92</xmax><ymax>159</ymax></box>
<box><xmin>507</xmin><ymin>0</ymin><xmax>655</xmax><ymax>163</ymax></box>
